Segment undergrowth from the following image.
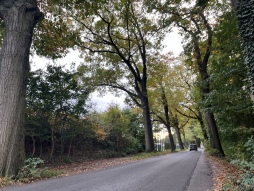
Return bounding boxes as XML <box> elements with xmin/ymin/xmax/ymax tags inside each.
<box><xmin>222</xmin><ymin>136</ymin><xmax>254</xmax><ymax>191</ymax></box>
<box><xmin>0</xmin><ymin>158</ymin><xmax>63</xmax><ymax>187</ymax></box>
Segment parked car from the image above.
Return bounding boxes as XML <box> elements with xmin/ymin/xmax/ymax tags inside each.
<box><xmin>189</xmin><ymin>144</ymin><xmax>198</xmax><ymax>151</ymax></box>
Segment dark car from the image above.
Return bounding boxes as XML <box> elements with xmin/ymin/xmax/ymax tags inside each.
<box><xmin>189</xmin><ymin>144</ymin><xmax>198</xmax><ymax>151</ymax></box>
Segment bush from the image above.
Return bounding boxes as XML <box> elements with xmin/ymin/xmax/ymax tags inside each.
<box><xmin>16</xmin><ymin>158</ymin><xmax>44</xmax><ymax>181</ymax></box>
<box><xmin>16</xmin><ymin>158</ymin><xmax>61</xmax><ymax>182</ymax></box>
<box><xmin>203</xmin><ymin>140</ymin><xmax>224</xmax><ymax>157</ymax></box>
<box><xmin>0</xmin><ymin>177</ymin><xmax>13</xmax><ymax>187</ymax></box>
<box><xmin>224</xmin><ymin>160</ymin><xmax>254</xmax><ymax>191</ymax></box>
<box><xmin>244</xmin><ymin>136</ymin><xmax>254</xmax><ymax>161</ymax></box>
<box><xmin>223</xmin><ymin>137</ymin><xmax>254</xmax><ymax>190</ymax></box>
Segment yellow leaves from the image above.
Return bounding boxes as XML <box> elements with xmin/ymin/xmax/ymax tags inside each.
<box><xmin>94</xmin><ymin>124</ymin><xmax>107</xmax><ymax>140</ymax></box>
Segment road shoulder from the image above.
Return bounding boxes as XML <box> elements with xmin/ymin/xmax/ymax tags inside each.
<box><xmin>186</xmin><ymin>149</ymin><xmax>213</xmax><ymax>191</ymax></box>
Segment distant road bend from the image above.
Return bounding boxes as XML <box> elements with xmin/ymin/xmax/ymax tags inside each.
<box><xmin>2</xmin><ymin>150</ymin><xmax>208</xmax><ymax>191</ymax></box>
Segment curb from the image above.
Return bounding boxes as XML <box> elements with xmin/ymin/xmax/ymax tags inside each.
<box><xmin>186</xmin><ymin>149</ymin><xmax>213</xmax><ymax>191</ymax></box>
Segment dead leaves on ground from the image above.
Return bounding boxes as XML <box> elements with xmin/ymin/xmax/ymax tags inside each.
<box><xmin>50</xmin><ymin>157</ymin><xmax>135</xmax><ymax>176</ymax></box>
<box><xmin>208</xmin><ymin>156</ymin><xmax>243</xmax><ymax>191</ymax></box>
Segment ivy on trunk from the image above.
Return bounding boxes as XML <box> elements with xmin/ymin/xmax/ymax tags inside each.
<box><xmin>231</xmin><ymin>0</ymin><xmax>254</xmax><ymax>101</ymax></box>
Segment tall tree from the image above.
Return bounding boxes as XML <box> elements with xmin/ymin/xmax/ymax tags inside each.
<box><xmin>169</xmin><ymin>1</ymin><xmax>225</xmax><ymax>156</ymax></box>
<box><xmin>73</xmin><ymin>0</ymin><xmax>165</xmax><ymax>151</ymax></box>
<box><xmin>152</xmin><ymin>82</ymin><xmax>176</xmax><ymax>152</ymax></box>
<box><xmin>0</xmin><ymin>0</ymin><xmax>43</xmax><ymax>176</ymax></box>
<box><xmin>148</xmin><ymin>55</ymin><xmax>176</xmax><ymax>152</ymax></box>
<box><xmin>148</xmin><ymin>54</ymin><xmax>194</xmax><ymax>151</ymax></box>
<box><xmin>231</xmin><ymin>0</ymin><xmax>254</xmax><ymax>101</ymax></box>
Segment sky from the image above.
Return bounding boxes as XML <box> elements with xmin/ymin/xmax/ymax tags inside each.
<box><xmin>31</xmin><ymin>29</ymin><xmax>183</xmax><ymax>112</ymax></box>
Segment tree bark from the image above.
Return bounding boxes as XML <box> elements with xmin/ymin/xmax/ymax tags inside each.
<box><xmin>172</xmin><ymin>116</ymin><xmax>184</xmax><ymax>150</ymax></box>
<box><xmin>174</xmin><ymin>127</ymin><xmax>184</xmax><ymax>150</ymax></box>
<box><xmin>204</xmin><ymin>112</ymin><xmax>224</xmax><ymax>155</ymax></box>
<box><xmin>197</xmin><ymin>111</ymin><xmax>209</xmax><ymax>140</ymax></box>
<box><xmin>166</xmin><ymin>126</ymin><xmax>175</xmax><ymax>151</ymax></box>
<box><xmin>141</xmin><ymin>96</ymin><xmax>155</xmax><ymax>152</ymax></box>
<box><xmin>0</xmin><ymin>1</ymin><xmax>43</xmax><ymax>176</ymax></box>
<box><xmin>153</xmin><ymin>113</ymin><xmax>175</xmax><ymax>151</ymax></box>
<box><xmin>181</xmin><ymin>129</ymin><xmax>188</xmax><ymax>148</ymax></box>
<box><xmin>200</xmin><ymin>67</ymin><xmax>223</xmax><ymax>156</ymax></box>
<box><xmin>50</xmin><ymin>129</ymin><xmax>55</xmax><ymax>161</ymax></box>
<box><xmin>160</xmin><ymin>85</ymin><xmax>175</xmax><ymax>151</ymax></box>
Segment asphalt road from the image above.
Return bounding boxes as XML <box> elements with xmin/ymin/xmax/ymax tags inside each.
<box><xmin>2</xmin><ymin>150</ymin><xmax>212</xmax><ymax>191</ymax></box>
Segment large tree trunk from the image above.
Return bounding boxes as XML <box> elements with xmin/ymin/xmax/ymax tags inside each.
<box><xmin>204</xmin><ymin>112</ymin><xmax>224</xmax><ymax>155</ymax></box>
<box><xmin>141</xmin><ymin>96</ymin><xmax>155</xmax><ymax>152</ymax></box>
<box><xmin>174</xmin><ymin>127</ymin><xmax>184</xmax><ymax>150</ymax></box>
<box><xmin>166</xmin><ymin>126</ymin><xmax>175</xmax><ymax>152</ymax></box>
<box><xmin>162</xmin><ymin>103</ymin><xmax>175</xmax><ymax>151</ymax></box>
<box><xmin>160</xmin><ymin>85</ymin><xmax>175</xmax><ymax>152</ymax></box>
<box><xmin>172</xmin><ymin>116</ymin><xmax>184</xmax><ymax>150</ymax></box>
<box><xmin>231</xmin><ymin>0</ymin><xmax>254</xmax><ymax>101</ymax></box>
<box><xmin>200</xmin><ymin>71</ymin><xmax>224</xmax><ymax>156</ymax></box>
<box><xmin>197</xmin><ymin>111</ymin><xmax>209</xmax><ymax>140</ymax></box>
<box><xmin>176</xmin><ymin>9</ymin><xmax>225</xmax><ymax>156</ymax></box>
<box><xmin>0</xmin><ymin>1</ymin><xmax>43</xmax><ymax>176</ymax></box>
<box><xmin>200</xmin><ymin>69</ymin><xmax>224</xmax><ymax>155</ymax></box>
<box><xmin>193</xmin><ymin>11</ymin><xmax>224</xmax><ymax>156</ymax></box>
<box><xmin>181</xmin><ymin>129</ymin><xmax>188</xmax><ymax>148</ymax></box>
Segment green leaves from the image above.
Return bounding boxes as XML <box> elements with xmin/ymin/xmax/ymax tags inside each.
<box><xmin>95</xmin><ymin>104</ymin><xmax>144</xmax><ymax>153</ymax></box>
<box><xmin>27</xmin><ymin>65</ymin><xmax>89</xmax><ymax>115</ymax></box>
<box><xmin>230</xmin><ymin>0</ymin><xmax>254</xmax><ymax>99</ymax></box>
<box><xmin>244</xmin><ymin>136</ymin><xmax>254</xmax><ymax>160</ymax></box>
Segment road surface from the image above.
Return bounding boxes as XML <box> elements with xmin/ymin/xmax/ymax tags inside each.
<box><xmin>2</xmin><ymin>150</ymin><xmax>212</xmax><ymax>191</ymax></box>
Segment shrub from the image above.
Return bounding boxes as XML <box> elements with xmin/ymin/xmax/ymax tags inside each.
<box><xmin>225</xmin><ymin>160</ymin><xmax>254</xmax><ymax>191</ymax></box>
<box><xmin>204</xmin><ymin>140</ymin><xmax>224</xmax><ymax>157</ymax></box>
<box><xmin>16</xmin><ymin>158</ymin><xmax>44</xmax><ymax>181</ymax></box>
<box><xmin>244</xmin><ymin>136</ymin><xmax>254</xmax><ymax>161</ymax></box>
<box><xmin>16</xmin><ymin>158</ymin><xmax>61</xmax><ymax>182</ymax></box>
<box><xmin>0</xmin><ymin>177</ymin><xmax>13</xmax><ymax>187</ymax></box>
<box><xmin>223</xmin><ymin>137</ymin><xmax>254</xmax><ymax>190</ymax></box>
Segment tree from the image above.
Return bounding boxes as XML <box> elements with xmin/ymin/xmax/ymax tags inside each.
<box><xmin>208</xmin><ymin>10</ymin><xmax>254</xmax><ymax>157</ymax></box>
<box><xmin>0</xmin><ymin>0</ymin><xmax>43</xmax><ymax>176</ymax></box>
<box><xmin>74</xmin><ymin>0</ymin><xmax>166</xmax><ymax>151</ymax></box>
<box><xmin>26</xmin><ymin>65</ymin><xmax>90</xmax><ymax>160</ymax></box>
<box><xmin>231</xmin><ymin>0</ymin><xmax>254</xmax><ymax>101</ymax></box>
<box><xmin>92</xmin><ymin>104</ymin><xmax>144</xmax><ymax>154</ymax></box>
<box><xmin>177</xmin><ymin>102</ymin><xmax>208</xmax><ymax>141</ymax></box>
<box><xmin>148</xmin><ymin>55</ymin><xmax>176</xmax><ymax>151</ymax></box>
<box><xmin>171</xmin><ymin>114</ymin><xmax>187</xmax><ymax>150</ymax></box>
<box><xmin>100</xmin><ymin>104</ymin><xmax>130</xmax><ymax>150</ymax></box>
<box><xmin>148</xmin><ymin>54</ymin><xmax>195</xmax><ymax>151</ymax></box>
<box><xmin>168</xmin><ymin>1</ymin><xmax>225</xmax><ymax>156</ymax></box>
<box><xmin>122</xmin><ymin>107</ymin><xmax>145</xmax><ymax>150</ymax></box>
